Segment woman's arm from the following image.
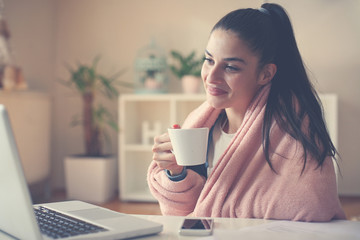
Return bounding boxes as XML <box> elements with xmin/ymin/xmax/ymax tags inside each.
<box><xmin>147</xmin><ymin>161</ymin><xmax>206</xmax><ymax>216</ymax></box>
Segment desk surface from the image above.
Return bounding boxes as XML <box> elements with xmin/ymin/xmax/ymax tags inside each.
<box><xmin>135</xmin><ymin>215</ymin><xmax>360</xmax><ymax>240</ymax></box>
<box><xmin>135</xmin><ymin>215</ymin><xmax>270</xmax><ymax>239</ymax></box>
<box><xmin>0</xmin><ymin>214</ymin><xmax>359</xmax><ymax>239</ymax></box>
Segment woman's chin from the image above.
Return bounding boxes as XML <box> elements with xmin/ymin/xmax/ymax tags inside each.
<box><xmin>206</xmin><ymin>96</ymin><xmax>228</xmax><ymax>110</ymax></box>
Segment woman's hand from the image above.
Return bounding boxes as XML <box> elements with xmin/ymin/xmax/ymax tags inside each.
<box><xmin>152</xmin><ymin>125</ymin><xmax>184</xmax><ymax>176</ymax></box>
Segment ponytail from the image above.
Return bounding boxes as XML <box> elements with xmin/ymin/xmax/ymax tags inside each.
<box><xmin>212</xmin><ymin>3</ymin><xmax>338</xmax><ymax>173</ymax></box>
<box><xmin>261</xmin><ymin>3</ymin><xmax>337</xmax><ymax>173</ymax></box>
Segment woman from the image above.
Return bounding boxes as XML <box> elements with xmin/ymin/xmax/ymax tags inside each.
<box><xmin>147</xmin><ymin>3</ymin><xmax>345</xmax><ymax>221</ymax></box>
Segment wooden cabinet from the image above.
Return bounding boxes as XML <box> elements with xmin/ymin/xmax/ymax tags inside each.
<box><xmin>118</xmin><ymin>93</ymin><xmax>337</xmax><ymax>201</ymax></box>
<box><xmin>0</xmin><ymin>91</ymin><xmax>51</xmax><ymax>185</ymax></box>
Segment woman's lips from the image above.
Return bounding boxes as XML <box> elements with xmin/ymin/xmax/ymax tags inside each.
<box><xmin>207</xmin><ymin>85</ymin><xmax>227</xmax><ymax>96</ymax></box>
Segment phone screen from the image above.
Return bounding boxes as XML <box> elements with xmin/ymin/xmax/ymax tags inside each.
<box><xmin>181</xmin><ymin>219</ymin><xmax>213</xmax><ymax>230</ymax></box>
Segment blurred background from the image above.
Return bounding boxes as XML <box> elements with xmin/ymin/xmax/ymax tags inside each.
<box><xmin>1</xmin><ymin>0</ymin><xmax>359</xmax><ymax>198</ymax></box>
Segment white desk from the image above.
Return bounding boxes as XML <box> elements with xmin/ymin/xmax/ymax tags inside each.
<box><xmin>134</xmin><ymin>215</ymin><xmax>270</xmax><ymax>239</ymax></box>
<box><xmin>134</xmin><ymin>215</ymin><xmax>360</xmax><ymax>240</ymax></box>
<box><xmin>0</xmin><ymin>214</ymin><xmax>359</xmax><ymax>239</ymax></box>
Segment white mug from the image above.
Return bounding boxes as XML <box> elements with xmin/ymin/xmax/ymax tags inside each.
<box><xmin>168</xmin><ymin>128</ymin><xmax>209</xmax><ymax>166</ymax></box>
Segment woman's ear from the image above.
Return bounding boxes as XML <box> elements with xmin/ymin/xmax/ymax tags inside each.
<box><xmin>258</xmin><ymin>63</ymin><xmax>277</xmax><ymax>85</ymax></box>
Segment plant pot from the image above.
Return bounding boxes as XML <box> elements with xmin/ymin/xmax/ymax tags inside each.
<box><xmin>181</xmin><ymin>75</ymin><xmax>202</xmax><ymax>94</ymax></box>
<box><xmin>64</xmin><ymin>155</ymin><xmax>116</xmax><ymax>204</ymax></box>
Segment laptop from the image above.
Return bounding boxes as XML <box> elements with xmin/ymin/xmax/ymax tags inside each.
<box><xmin>0</xmin><ymin>104</ymin><xmax>163</xmax><ymax>240</ymax></box>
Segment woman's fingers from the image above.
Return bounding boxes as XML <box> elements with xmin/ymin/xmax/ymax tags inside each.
<box><xmin>154</xmin><ymin>132</ymin><xmax>170</xmax><ymax>144</ymax></box>
<box><xmin>152</xmin><ymin>129</ymin><xmax>183</xmax><ymax>174</ymax></box>
<box><xmin>152</xmin><ymin>154</ymin><xmax>176</xmax><ymax>169</ymax></box>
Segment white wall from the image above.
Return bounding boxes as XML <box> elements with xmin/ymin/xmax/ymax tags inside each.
<box><xmin>3</xmin><ymin>0</ymin><xmax>360</xmax><ymax>195</ymax></box>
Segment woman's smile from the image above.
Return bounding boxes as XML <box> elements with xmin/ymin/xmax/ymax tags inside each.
<box><xmin>207</xmin><ymin>85</ymin><xmax>227</xmax><ymax>96</ymax></box>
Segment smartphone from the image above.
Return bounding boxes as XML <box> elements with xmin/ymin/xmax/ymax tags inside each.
<box><xmin>179</xmin><ymin>218</ymin><xmax>214</xmax><ymax>236</ymax></box>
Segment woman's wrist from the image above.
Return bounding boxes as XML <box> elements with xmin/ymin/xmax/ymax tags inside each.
<box><xmin>169</xmin><ymin>166</ymin><xmax>185</xmax><ymax>176</ymax></box>
<box><xmin>165</xmin><ymin>167</ymin><xmax>187</xmax><ymax>182</ymax></box>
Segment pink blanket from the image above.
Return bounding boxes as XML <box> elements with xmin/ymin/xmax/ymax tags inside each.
<box><xmin>147</xmin><ymin>85</ymin><xmax>346</xmax><ymax>221</ymax></box>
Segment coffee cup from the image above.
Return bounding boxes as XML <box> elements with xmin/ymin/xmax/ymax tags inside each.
<box><xmin>168</xmin><ymin>127</ymin><xmax>209</xmax><ymax>166</ymax></box>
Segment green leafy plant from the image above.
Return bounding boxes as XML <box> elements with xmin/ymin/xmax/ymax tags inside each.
<box><xmin>169</xmin><ymin>50</ymin><xmax>203</xmax><ymax>79</ymax></box>
<box><xmin>62</xmin><ymin>56</ymin><xmax>132</xmax><ymax>156</ymax></box>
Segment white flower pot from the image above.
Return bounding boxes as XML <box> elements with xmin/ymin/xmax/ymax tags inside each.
<box><xmin>64</xmin><ymin>155</ymin><xmax>117</xmax><ymax>204</ymax></box>
<box><xmin>181</xmin><ymin>75</ymin><xmax>202</xmax><ymax>94</ymax></box>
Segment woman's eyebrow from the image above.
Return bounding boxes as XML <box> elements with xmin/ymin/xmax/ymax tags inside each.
<box><xmin>205</xmin><ymin>50</ymin><xmax>247</xmax><ymax>65</ymax></box>
<box><xmin>205</xmin><ymin>50</ymin><xmax>213</xmax><ymax>57</ymax></box>
<box><xmin>224</xmin><ymin>57</ymin><xmax>247</xmax><ymax>65</ymax></box>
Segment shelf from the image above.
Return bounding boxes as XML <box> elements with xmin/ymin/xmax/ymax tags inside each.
<box><xmin>124</xmin><ymin>144</ymin><xmax>153</xmax><ymax>152</ymax></box>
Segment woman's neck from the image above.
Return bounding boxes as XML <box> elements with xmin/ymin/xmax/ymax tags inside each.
<box><xmin>222</xmin><ymin>109</ymin><xmax>245</xmax><ymax>134</ymax></box>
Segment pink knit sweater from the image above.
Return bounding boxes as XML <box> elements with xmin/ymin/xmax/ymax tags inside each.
<box><xmin>147</xmin><ymin>85</ymin><xmax>346</xmax><ymax>221</ymax></box>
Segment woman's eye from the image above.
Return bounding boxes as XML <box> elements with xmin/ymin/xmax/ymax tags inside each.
<box><xmin>204</xmin><ymin>58</ymin><xmax>214</xmax><ymax>65</ymax></box>
<box><xmin>225</xmin><ymin>65</ymin><xmax>240</xmax><ymax>72</ymax></box>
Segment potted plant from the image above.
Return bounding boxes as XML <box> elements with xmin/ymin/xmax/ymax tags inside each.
<box><xmin>169</xmin><ymin>50</ymin><xmax>203</xmax><ymax>93</ymax></box>
<box><xmin>62</xmin><ymin>56</ymin><xmax>131</xmax><ymax>203</ymax></box>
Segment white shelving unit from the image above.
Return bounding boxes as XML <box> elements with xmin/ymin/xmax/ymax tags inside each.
<box><xmin>118</xmin><ymin>93</ymin><xmax>337</xmax><ymax>202</ymax></box>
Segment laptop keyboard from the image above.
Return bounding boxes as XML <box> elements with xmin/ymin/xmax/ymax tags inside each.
<box><xmin>34</xmin><ymin>206</ymin><xmax>108</xmax><ymax>239</ymax></box>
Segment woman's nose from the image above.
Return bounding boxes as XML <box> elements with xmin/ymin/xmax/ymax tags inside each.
<box><xmin>205</xmin><ymin>65</ymin><xmax>223</xmax><ymax>84</ymax></box>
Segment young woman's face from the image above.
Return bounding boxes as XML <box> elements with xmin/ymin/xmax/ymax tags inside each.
<box><xmin>202</xmin><ymin>29</ymin><xmax>267</xmax><ymax>113</ymax></box>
